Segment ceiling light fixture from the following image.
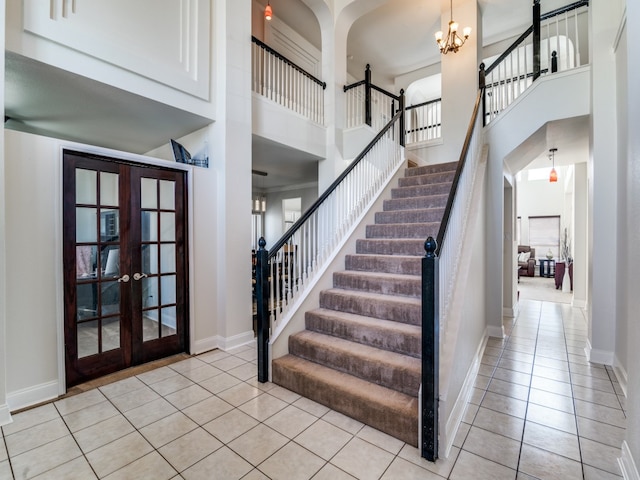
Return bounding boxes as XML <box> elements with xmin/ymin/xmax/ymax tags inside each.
<box><xmin>549</xmin><ymin>148</ymin><xmax>558</xmax><ymax>183</ymax></box>
<box><xmin>264</xmin><ymin>1</ymin><xmax>272</xmax><ymax>21</ymax></box>
<box><xmin>435</xmin><ymin>0</ymin><xmax>471</xmax><ymax>54</ymax></box>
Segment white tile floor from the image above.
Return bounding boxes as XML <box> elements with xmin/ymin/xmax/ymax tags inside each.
<box><xmin>0</xmin><ymin>298</ymin><xmax>626</xmax><ymax>479</ymax></box>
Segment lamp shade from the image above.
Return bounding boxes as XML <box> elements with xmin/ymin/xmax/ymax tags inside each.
<box><xmin>265</xmin><ymin>2</ymin><xmax>272</xmax><ymax>20</ymax></box>
<box><xmin>549</xmin><ymin>167</ymin><xmax>558</xmax><ymax>183</ymax></box>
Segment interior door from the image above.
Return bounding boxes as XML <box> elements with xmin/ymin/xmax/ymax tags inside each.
<box><xmin>63</xmin><ymin>151</ymin><xmax>188</xmax><ymax>387</ymax></box>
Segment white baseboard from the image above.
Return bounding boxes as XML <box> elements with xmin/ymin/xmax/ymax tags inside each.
<box><xmin>441</xmin><ymin>332</ymin><xmax>488</xmax><ymax>459</ymax></box>
<box><xmin>0</xmin><ymin>404</ymin><xmax>12</xmax><ymax>427</ymax></box>
<box><xmin>6</xmin><ymin>380</ymin><xmax>59</xmax><ymax>412</ymax></box>
<box><xmin>620</xmin><ymin>441</ymin><xmax>640</xmax><ymax>480</ymax></box>
<box><xmin>572</xmin><ymin>298</ymin><xmax>587</xmax><ymax>308</ymax></box>
<box><xmin>613</xmin><ymin>356</ymin><xmax>628</xmax><ymax>398</ymax></box>
<box><xmin>502</xmin><ymin>305</ymin><xmax>518</xmax><ymax>318</ymax></box>
<box><xmin>193</xmin><ymin>331</ymin><xmax>255</xmax><ymax>355</ymax></box>
<box><xmin>486</xmin><ymin>324</ymin><xmax>505</xmax><ymax>339</ymax></box>
<box><xmin>584</xmin><ymin>339</ymin><xmax>615</xmax><ymax>365</ymax></box>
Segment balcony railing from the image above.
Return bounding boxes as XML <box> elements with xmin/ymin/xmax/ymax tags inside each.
<box><xmin>405</xmin><ymin>99</ymin><xmax>442</xmax><ymax>144</ymax></box>
<box><xmin>252</xmin><ymin>36</ymin><xmax>326</xmax><ymax>125</ymax></box>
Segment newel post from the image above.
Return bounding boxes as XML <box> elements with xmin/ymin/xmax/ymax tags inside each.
<box><xmin>533</xmin><ymin>0</ymin><xmax>541</xmax><ymax>81</ymax></box>
<box><xmin>421</xmin><ymin>236</ymin><xmax>439</xmax><ymax>461</ymax></box>
<box><xmin>399</xmin><ymin>89</ymin><xmax>406</xmax><ymax>147</ymax></box>
<box><xmin>365</xmin><ymin>64</ymin><xmax>372</xmax><ymax>127</ymax></box>
<box><xmin>479</xmin><ymin>63</ymin><xmax>486</xmax><ymax>126</ymax></box>
<box><xmin>551</xmin><ymin>51</ymin><xmax>558</xmax><ymax>73</ymax></box>
<box><xmin>256</xmin><ymin>237</ymin><xmax>270</xmax><ymax>382</ymax></box>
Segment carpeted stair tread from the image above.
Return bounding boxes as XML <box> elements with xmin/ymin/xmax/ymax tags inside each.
<box><xmin>272</xmin><ymin>354</ymin><xmax>418</xmax><ymax>445</ymax></box>
<box><xmin>320</xmin><ymin>288</ymin><xmax>421</xmax><ymax>325</ymax></box>
<box><xmin>398</xmin><ymin>170</ymin><xmax>455</xmax><ymax>187</ymax></box>
<box><xmin>375</xmin><ymin>207</ymin><xmax>445</xmax><ymax>225</ymax></box>
<box><xmin>391</xmin><ymin>182</ymin><xmax>452</xmax><ymax>199</ymax></box>
<box><xmin>288</xmin><ymin>330</ymin><xmax>421</xmax><ymax>395</ymax></box>
<box><xmin>384</xmin><ymin>194</ymin><xmax>449</xmax><ymax>211</ymax></box>
<box><xmin>356</xmin><ymin>238</ymin><xmax>427</xmax><ymax>256</ymax></box>
<box><xmin>305</xmin><ymin>308</ymin><xmax>421</xmax><ymax>357</ymax></box>
<box><xmin>345</xmin><ymin>254</ymin><xmax>422</xmax><ymax>275</ymax></box>
<box><xmin>366</xmin><ymin>222</ymin><xmax>440</xmax><ymax>239</ymax></box>
<box><xmin>333</xmin><ymin>270</ymin><xmax>421</xmax><ymax>297</ymax></box>
<box><xmin>405</xmin><ymin>161</ymin><xmax>458</xmax><ymax>177</ymax></box>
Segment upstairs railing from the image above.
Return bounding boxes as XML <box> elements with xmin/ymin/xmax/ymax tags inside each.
<box><xmin>255</xmin><ymin>110</ymin><xmax>406</xmax><ymax>382</ymax></box>
<box><xmin>252</xmin><ymin>36</ymin><xmax>326</xmax><ymax>125</ymax></box>
<box><xmin>405</xmin><ymin>98</ymin><xmax>442</xmax><ymax>144</ymax></box>
<box><xmin>482</xmin><ymin>0</ymin><xmax>589</xmax><ymax>125</ymax></box>
<box><xmin>421</xmin><ymin>88</ymin><xmax>484</xmax><ymax>461</ymax></box>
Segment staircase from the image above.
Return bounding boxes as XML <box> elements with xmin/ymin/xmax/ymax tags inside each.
<box><xmin>272</xmin><ymin>161</ymin><xmax>457</xmax><ymax>446</ymax></box>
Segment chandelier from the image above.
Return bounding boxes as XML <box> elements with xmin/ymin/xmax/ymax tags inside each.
<box><xmin>435</xmin><ymin>0</ymin><xmax>471</xmax><ymax>54</ymax></box>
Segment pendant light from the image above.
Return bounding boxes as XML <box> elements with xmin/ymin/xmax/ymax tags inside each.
<box><xmin>549</xmin><ymin>148</ymin><xmax>558</xmax><ymax>183</ymax></box>
<box><xmin>265</xmin><ymin>1</ymin><xmax>272</xmax><ymax>21</ymax></box>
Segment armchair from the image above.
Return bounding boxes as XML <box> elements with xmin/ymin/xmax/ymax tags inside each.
<box><xmin>517</xmin><ymin>246</ymin><xmax>536</xmax><ymax>277</ymax></box>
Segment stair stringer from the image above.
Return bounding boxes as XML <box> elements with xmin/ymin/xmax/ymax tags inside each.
<box><xmin>434</xmin><ymin>145</ymin><xmax>490</xmax><ymax>459</ymax></box>
<box><xmin>268</xmin><ymin>160</ymin><xmax>409</xmax><ymax>372</ymax></box>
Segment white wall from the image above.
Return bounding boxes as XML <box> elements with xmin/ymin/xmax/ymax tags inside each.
<box><xmin>263</xmin><ymin>185</ymin><xmax>318</xmax><ymax>246</ymax></box>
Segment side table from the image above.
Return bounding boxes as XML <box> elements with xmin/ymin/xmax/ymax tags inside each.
<box><xmin>539</xmin><ymin>258</ymin><xmax>555</xmax><ymax>278</ymax></box>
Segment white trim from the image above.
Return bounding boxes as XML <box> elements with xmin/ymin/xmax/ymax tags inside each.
<box><xmin>620</xmin><ymin>441</ymin><xmax>640</xmax><ymax>480</ymax></box>
<box><xmin>613</xmin><ymin>7</ymin><xmax>627</xmax><ymax>54</ymax></box>
<box><xmin>486</xmin><ymin>324</ymin><xmax>505</xmax><ymax>339</ymax></box>
<box><xmin>6</xmin><ymin>381</ymin><xmax>59</xmax><ymax>412</ymax></box>
<box><xmin>572</xmin><ymin>298</ymin><xmax>587</xmax><ymax>308</ymax></box>
<box><xmin>584</xmin><ymin>338</ymin><xmax>615</xmax><ymax>365</ymax></box>
<box><xmin>441</xmin><ymin>332</ymin><xmax>488</xmax><ymax>459</ymax></box>
<box><xmin>193</xmin><ymin>336</ymin><xmax>220</xmax><ymax>355</ymax></box>
<box><xmin>194</xmin><ymin>331</ymin><xmax>255</xmax><ymax>355</ymax></box>
<box><xmin>55</xmin><ymin>150</ymin><xmax>66</xmax><ymax>397</ymax></box>
<box><xmin>613</xmin><ymin>355</ymin><xmax>628</xmax><ymax>398</ymax></box>
<box><xmin>0</xmin><ymin>405</ymin><xmax>12</xmax><ymax>427</ymax></box>
<box><xmin>502</xmin><ymin>305</ymin><xmax>518</xmax><ymax>318</ymax></box>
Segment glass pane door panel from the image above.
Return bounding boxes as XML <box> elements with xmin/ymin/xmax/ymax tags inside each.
<box><xmin>76</xmin><ymin>169</ymin><xmax>97</xmax><ymax>204</ymax></box>
<box><xmin>161</xmin><ymin>307</ymin><xmax>177</xmax><ymax>337</ymax></box>
<box><xmin>77</xmin><ymin>283</ymin><xmax>98</xmax><ymax>320</ymax></box>
<box><xmin>101</xmin><ymin>282</ymin><xmax>120</xmax><ymax>316</ymax></box>
<box><xmin>100</xmin><ymin>172</ymin><xmax>119</xmax><ymax>206</ymax></box>
<box><xmin>77</xmin><ymin>320</ymin><xmax>99</xmax><ymax>358</ymax></box>
<box><xmin>142</xmin><ymin>244</ymin><xmax>159</xmax><ymax>274</ymax></box>
<box><xmin>141</xmin><ymin>178</ymin><xmax>157</xmax><ymax>209</ymax></box>
<box><xmin>160</xmin><ymin>180</ymin><xmax>175</xmax><ymax>209</ymax></box>
<box><xmin>77</xmin><ymin>246</ymin><xmax>97</xmax><ymax>279</ymax></box>
<box><xmin>102</xmin><ymin>317</ymin><xmax>121</xmax><ymax>352</ymax></box>
<box><xmin>160</xmin><ymin>275</ymin><xmax>176</xmax><ymax>304</ymax></box>
<box><xmin>143</xmin><ymin>311</ymin><xmax>160</xmax><ymax>342</ymax></box>
<box><xmin>142</xmin><ymin>277</ymin><xmax>159</xmax><ymax>308</ymax></box>
<box><xmin>100</xmin><ymin>209</ymin><xmax>120</xmax><ymax>242</ymax></box>
<box><xmin>76</xmin><ymin>208</ymin><xmax>97</xmax><ymax>242</ymax></box>
<box><xmin>141</xmin><ymin>212</ymin><xmax>158</xmax><ymax>242</ymax></box>
<box><xmin>160</xmin><ymin>213</ymin><xmax>176</xmax><ymax>241</ymax></box>
<box><xmin>160</xmin><ymin>245</ymin><xmax>176</xmax><ymax>273</ymax></box>
<box><xmin>101</xmin><ymin>245</ymin><xmax>120</xmax><ymax>279</ymax></box>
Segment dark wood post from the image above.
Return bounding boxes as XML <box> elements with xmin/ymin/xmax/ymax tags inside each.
<box><xmin>365</xmin><ymin>64</ymin><xmax>372</xmax><ymax>127</ymax></box>
<box><xmin>399</xmin><ymin>89</ymin><xmax>405</xmax><ymax>147</ymax></box>
<box><xmin>551</xmin><ymin>50</ymin><xmax>558</xmax><ymax>73</ymax></box>
<box><xmin>533</xmin><ymin>0</ymin><xmax>541</xmax><ymax>81</ymax></box>
<box><xmin>479</xmin><ymin>63</ymin><xmax>487</xmax><ymax>126</ymax></box>
<box><xmin>256</xmin><ymin>237</ymin><xmax>270</xmax><ymax>382</ymax></box>
<box><xmin>421</xmin><ymin>236</ymin><xmax>439</xmax><ymax>461</ymax></box>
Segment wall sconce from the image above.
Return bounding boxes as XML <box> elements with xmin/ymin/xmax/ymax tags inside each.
<box><xmin>549</xmin><ymin>148</ymin><xmax>558</xmax><ymax>183</ymax></box>
<box><xmin>265</xmin><ymin>1</ymin><xmax>272</xmax><ymax>21</ymax></box>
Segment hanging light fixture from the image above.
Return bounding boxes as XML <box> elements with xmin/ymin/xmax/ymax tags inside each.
<box><xmin>264</xmin><ymin>1</ymin><xmax>272</xmax><ymax>21</ymax></box>
<box><xmin>549</xmin><ymin>148</ymin><xmax>558</xmax><ymax>183</ymax></box>
<box><xmin>435</xmin><ymin>0</ymin><xmax>471</xmax><ymax>54</ymax></box>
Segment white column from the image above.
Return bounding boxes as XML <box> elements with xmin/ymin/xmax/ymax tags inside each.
<box><xmin>0</xmin><ymin>0</ymin><xmax>11</xmax><ymax>427</ymax></box>
<box><xmin>572</xmin><ymin>163</ymin><xmax>587</xmax><ymax>308</ymax></box>
<box><xmin>209</xmin><ymin>0</ymin><xmax>254</xmax><ymax>348</ymax></box>
<box><xmin>586</xmin><ymin>0</ymin><xmax>623</xmax><ymax>364</ymax></box>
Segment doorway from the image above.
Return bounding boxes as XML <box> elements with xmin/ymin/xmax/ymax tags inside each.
<box><xmin>63</xmin><ymin>150</ymin><xmax>189</xmax><ymax>387</ymax></box>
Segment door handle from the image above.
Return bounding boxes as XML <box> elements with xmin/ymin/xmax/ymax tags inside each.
<box><xmin>133</xmin><ymin>273</ymin><xmax>148</xmax><ymax>281</ymax></box>
<box><xmin>117</xmin><ymin>274</ymin><xmax>130</xmax><ymax>283</ymax></box>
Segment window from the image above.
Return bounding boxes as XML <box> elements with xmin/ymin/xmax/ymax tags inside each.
<box><xmin>529</xmin><ymin>216</ymin><xmax>560</xmax><ymax>259</ymax></box>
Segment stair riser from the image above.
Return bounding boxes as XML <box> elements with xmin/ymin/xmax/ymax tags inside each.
<box><xmin>272</xmin><ymin>359</ymin><xmax>418</xmax><ymax>445</ymax></box>
<box><xmin>319</xmin><ymin>291</ymin><xmax>421</xmax><ymax>325</ymax></box>
<box><xmin>366</xmin><ymin>223</ymin><xmax>439</xmax><ymax>239</ymax></box>
<box><xmin>333</xmin><ymin>272</ymin><xmax>421</xmax><ymax>298</ymax></box>
<box><xmin>375</xmin><ymin>208</ymin><xmax>444</xmax><ymax>224</ymax></box>
<box><xmin>345</xmin><ymin>255</ymin><xmax>422</xmax><ymax>275</ymax></box>
<box><xmin>356</xmin><ymin>239</ymin><xmax>425</xmax><ymax>256</ymax></box>
<box><xmin>398</xmin><ymin>171</ymin><xmax>455</xmax><ymax>187</ymax></box>
<box><xmin>305</xmin><ymin>311</ymin><xmax>421</xmax><ymax>357</ymax></box>
<box><xmin>383</xmin><ymin>195</ymin><xmax>448</xmax><ymax>211</ymax></box>
<box><xmin>404</xmin><ymin>161</ymin><xmax>458</xmax><ymax>177</ymax></box>
<box><xmin>391</xmin><ymin>182</ymin><xmax>452</xmax><ymax>199</ymax></box>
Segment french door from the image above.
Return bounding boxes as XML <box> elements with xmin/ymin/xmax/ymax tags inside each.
<box><xmin>63</xmin><ymin>151</ymin><xmax>188</xmax><ymax>387</ymax></box>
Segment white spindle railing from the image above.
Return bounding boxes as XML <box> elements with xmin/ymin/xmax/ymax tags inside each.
<box><xmin>252</xmin><ymin>37</ymin><xmax>326</xmax><ymax>125</ymax></box>
<box><xmin>405</xmin><ymin>99</ymin><xmax>442</xmax><ymax>144</ymax></box>
<box><xmin>484</xmin><ymin>1</ymin><xmax>588</xmax><ymax>125</ymax></box>
<box><xmin>436</xmin><ymin>93</ymin><xmax>484</xmax><ymax>342</ymax></box>
<box><xmin>345</xmin><ymin>83</ymin><xmax>366</xmax><ymax>128</ymax></box>
<box><xmin>262</xmin><ymin>116</ymin><xmax>404</xmax><ymax>338</ymax></box>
